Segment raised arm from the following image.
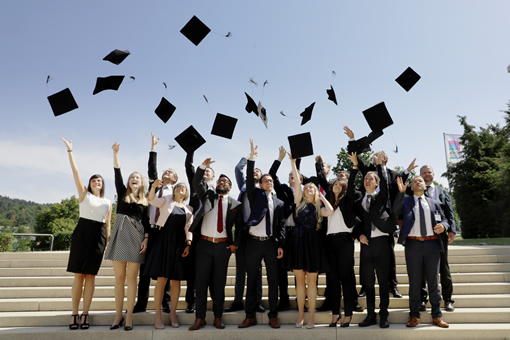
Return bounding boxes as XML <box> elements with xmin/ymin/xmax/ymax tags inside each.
<box><xmin>61</xmin><ymin>138</ymin><xmax>87</xmax><ymax>203</ymax></box>
<box><xmin>185</xmin><ymin>151</ymin><xmax>196</xmax><ymax>194</ymax></box>
<box><xmin>289</xmin><ymin>151</ymin><xmax>303</xmax><ymax>204</ymax></box>
<box><xmin>235</xmin><ymin>157</ymin><xmax>248</xmax><ymax>191</ymax></box>
<box><xmin>315</xmin><ymin>155</ymin><xmax>330</xmax><ymax>190</ymax></box>
<box><xmin>193</xmin><ymin>158</ymin><xmax>215</xmax><ymax>201</ymax></box>
<box><xmin>319</xmin><ymin>191</ymin><xmax>334</xmax><ymax>217</ymax></box>
<box><xmin>346</xmin><ymin>152</ymin><xmax>359</xmax><ymax>201</ymax></box>
<box><xmin>392</xmin><ymin>177</ymin><xmax>407</xmax><ymax>216</ymax></box>
<box><xmin>112</xmin><ymin>142</ymin><xmax>120</xmax><ymax>169</ymax></box>
<box><xmin>148</xmin><ymin>133</ymin><xmax>159</xmax><ymax>191</ymax></box>
<box><xmin>246</xmin><ymin>139</ymin><xmax>258</xmax><ymax>203</ymax></box>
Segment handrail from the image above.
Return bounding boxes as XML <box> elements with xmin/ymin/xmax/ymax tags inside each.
<box><xmin>12</xmin><ymin>233</ymin><xmax>55</xmax><ymax>251</ymax></box>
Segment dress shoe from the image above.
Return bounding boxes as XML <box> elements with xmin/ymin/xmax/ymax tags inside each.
<box><xmin>238</xmin><ymin>317</ymin><xmax>257</xmax><ymax>328</ymax></box>
<box><xmin>354</xmin><ymin>302</ymin><xmax>365</xmax><ymax>312</ymax></box>
<box><xmin>358</xmin><ymin>315</ymin><xmax>377</xmax><ymax>327</ymax></box>
<box><xmin>445</xmin><ymin>301</ymin><xmax>455</xmax><ymax>312</ymax></box>
<box><xmin>110</xmin><ymin>317</ymin><xmax>124</xmax><ymax>330</ymax></box>
<box><xmin>329</xmin><ymin>315</ymin><xmax>341</xmax><ymax>327</ymax></box>
<box><xmin>132</xmin><ymin>304</ymin><xmax>146</xmax><ymax>313</ymax></box>
<box><xmin>406</xmin><ymin>316</ymin><xmax>421</xmax><ymax>327</ymax></box>
<box><xmin>380</xmin><ymin>318</ymin><xmax>390</xmax><ymax>328</ymax></box>
<box><xmin>277</xmin><ymin>300</ymin><xmax>291</xmax><ymax>311</ymax></box>
<box><xmin>162</xmin><ymin>305</ymin><xmax>171</xmax><ymax>314</ymax></box>
<box><xmin>188</xmin><ymin>318</ymin><xmax>206</xmax><ymax>331</ymax></box>
<box><xmin>69</xmin><ymin>314</ymin><xmax>79</xmax><ymax>330</ymax></box>
<box><xmin>432</xmin><ymin>317</ymin><xmax>449</xmax><ymax>328</ymax></box>
<box><xmin>214</xmin><ymin>317</ymin><xmax>225</xmax><ymax>329</ymax></box>
<box><xmin>358</xmin><ymin>290</ymin><xmax>366</xmax><ymax>298</ymax></box>
<box><xmin>269</xmin><ymin>317</ymin><xmax>281</xmax><ymax>328</ymax></box>
<box><xmin>256</xmin><ymin>304</ymin><xmax>266</xmax><ymax>313</ymax></box>
<box><xmin>124</xmin><ymin>325</ymin><xmax>133</xmax><ymax>331</ymax></box>
<box><xmin>316</xmin><ymin>300</ymin><xmax>332</xmax><ymax>312</ymax></box>
<box><xmin>419</xmin><ymin>302</ymin><xmax>427</xmax><ymax>312</ymax></box>
<box><xmin>341</xmin><ymin>315</ymin><xmax>351</xmax><ymax>328</ymax></box>
<box><xmin>224</xmin><ymin>302</ymin><xmax>244</xmax><ymax>312</ymax></box>
<box><xmin>390</xmin><ymin>288</ymin><xmax>402</xmax><ymax>298</ymax></box>
<box><xmin>186</xmin><ymin>302</ymin><xmax>195</xmax><ymax>313</ymax></box>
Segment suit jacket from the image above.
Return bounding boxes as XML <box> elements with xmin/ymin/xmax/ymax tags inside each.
<box><xmin>348</xmin><ymin>165</ymin><xmax>397</xmax><ymax>239</ymax></box>
<box><xmin>393</xmin><ymin>192</ymin><xmax>448</xmax><ymax>252</ymax></box>
<box><xmin>185</xmin><ymin>151</ymin><xmax>200</xmax><ymax>213</ymax></box>
<box><xmin>268</xmin><ymin>159</ymin><xmax>295</xmax><ymax>220</ymax></box>
<box><xmin>245</xmin><ymin>159</ymin><xmax>286</xmax><ymax>249</ymax></box>
<box><xmin>189</xmin><ymin>165</ymin><xmax>243</xmax><ymax>247</ymax></box>
<box><xmin>148</xmin><ymin>151</ymin><xmax>158</xmax><ymax>192</ymax></box>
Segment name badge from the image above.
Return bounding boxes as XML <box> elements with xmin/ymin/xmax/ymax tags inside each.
<box><xmin>434</xmin><ymin>213</ymin><xmax>441</xmax><ymax>223</ymax></box>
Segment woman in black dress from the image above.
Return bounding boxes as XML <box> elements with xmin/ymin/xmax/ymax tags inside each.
<box><xmin>324</xmin><ymin>178</ymin><xmax>360</xmax><ymax>327</ymax></box>
<box><xmin>62</xmin><ymin>138</ymin><xmax>112</xmax><ymax>330</ymax></box>
<box><xmin>285</xmin><ymin>152</ymin><xmax>334</xmax><ymax>329</ymax></box>
<box><xmin>145</xmin><ymin>179</ymin><xmax>194</xmax><ymax>329</ymax></box>
<box><xmin>104</xmin><ymin>142</ymin><xmax>150</xmax><ymax>331</ymax></box>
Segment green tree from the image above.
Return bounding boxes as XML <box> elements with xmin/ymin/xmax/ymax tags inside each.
<box><xmin>332</xmin><ymin>147</ymin><xmax>374</xmax><ymax>188</ymax></box>
<box><xmin>34</xmin><ymin>196</ymin><xmax>79</xmax><ymax>249</ymax></box>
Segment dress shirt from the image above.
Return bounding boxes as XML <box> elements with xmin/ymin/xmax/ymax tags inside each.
<box><xmin>201</xmin><ymin>194</ymin><xmax>228</xmax><ymax>238</ymax></box>
<box><xmin>327</xmin><ymin>208</ymin><xmax>351</xmax><ymax>234</ymax></box>
<box><xmin>149</xmin><ymin>184</ymin><xmax>173</xmax><ymax>226</ymax></box>
<box><xmin>409</xmin><ymin>195</ymin><xmax>434</xmax><ymax>237</ymax></box>
<box><xmin>362</xmin><ymin>193</ymin><xmax>389</xmax><ymax>238</ymax></box>
<box><xmin>427</xmin><ymin>183</ymin><xmax>437</xmax><ymax>200</ymax></box>
<box><xmin>249</xmin><ymin>191</ymin><xmax>274</xmax><ymax>237</ymax></box>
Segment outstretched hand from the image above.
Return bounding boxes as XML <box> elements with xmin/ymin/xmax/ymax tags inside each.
<box><xmin>407</xmin><ymin>158</ymin><xmax>418</xmax><ymax>173</ymax></box>
<box><xmin>249</xmin><ymin>139</ymin><xmax>258</xmax><ymax>160</ymax></box>
<box><xmin>396</xmin><ymin>177</ymin><xmax>408</xmax><ymax>193</ymax></box>
<box><xmin>344</xmin><ymin>126</ymin><xmax>354</xmax><ymax>139</ymax></box>
<box><xmin>112</xmin><ymin>142</ymin><xmax>120</xmax><ymax>152</ymax></box>
<box><xmin>61</xmin><ymin>137</ymin><xmax>72</xmax><ymax>151</ymax></box>
<box><xmin>202</xmin><ymin>158</ymin><xmax>215</xmax><ymax>168</ymax></box>
<box><xmin>348</xmin><ymin>152</ymin><xmax>358</xmax><ymax>166</ymax></box>
<box><xmin>151</xmin><ymin>132</ymin><xmax>160</xmax><ymax>149</ymax></box>
<box><xmin>278</xmin><ymin>146</ymin><xmax>286</xmax><ymax>162</ymax></box>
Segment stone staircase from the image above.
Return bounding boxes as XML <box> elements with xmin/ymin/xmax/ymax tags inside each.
<box><xmin>1</xmin><ymin>244</ymin><xmax>509</xmax><ymax>339</ymax></box>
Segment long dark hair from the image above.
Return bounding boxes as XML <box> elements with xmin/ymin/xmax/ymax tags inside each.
<box><xmin>87</xmin><ymin>174</ymin><xmax>105</xmax><ymax>198</ymax></box>
<box><xmin>326</xmin><ymin>179</ymin><xmax>347</xmax><ymax>211</ymax></box>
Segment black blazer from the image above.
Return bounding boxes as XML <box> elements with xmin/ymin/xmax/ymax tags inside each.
<box><xmin>184</xmin><ymin>151</ymin><xmax>200</xmax><ymax>213</ymax></box>
<box><xmin>189</xmin><ymin>166</ymin><xmax>243</xmax><ymax>247</ymax></box>
<box><xmin>348</xmin><ymin>165</ymin><xmax>397</xmax><ymax>239</ymax></box>
<box><xmin>268</xmin><ymin>159</ymin><xmax>295</xmax><ymax>220</ymax></box>
<box><xmin>245</xmin><ymin>159</ymin><xmax>286</xmax><ymax>249</ymax></box>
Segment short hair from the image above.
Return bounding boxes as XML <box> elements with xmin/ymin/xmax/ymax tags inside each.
<box><xmin>337</xmin><ymin>170</ymin><xmax>349</xmax><ymax>179</ymax></box>
<box><xmin>420</xmin><ymin>165</ymin><xmax>433</xmax><ymax>174</ymax></box>
<box><xmin>173</xmin><ymin>182</ymin><xmax>189</xmax><ymax>201</ymax></box>
<box><xmin>163</xmin><ymin>168</ymin><xmax>178</xmax><ymax>184</ymax></box>
<box><xmin>365</xmin><ymin>171</ymin><xmax>380</xmax><ymax>184</ymax></box>
<box><xmin>88</xmin><ymin>174</ymin><xmax>105</xmax><ymax>198</ymax></box>
<box><xmin>260</xmin><ymin>174</ymin><xmax>273</xmax><ymax>183</ymax></box>
<box><xmin>289</xmin><ymin>170</ymin><xmax>303</xmax><ymax>183</ymax></box>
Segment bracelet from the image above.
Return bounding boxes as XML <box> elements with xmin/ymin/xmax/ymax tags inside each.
<box><xmin>352</xmin><ymin>166</ymin><xmax>358</xmax><ymax>169</ymax></box>
<box><xmin>68</xmin><ymin>150</ymin><xmax>73</xmax><ymax>152</ymax></box>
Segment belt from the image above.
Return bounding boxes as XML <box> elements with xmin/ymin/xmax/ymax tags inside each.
<box><xmin>407</xmin><ymin>236</ymin><xmax>438</xmax><ymax>241</ymax></box>
<box><xmin>327</xmin><ymin>232</ymin><xmax>351</xmax><ymax>237</ymax></box>
<box><xmin>200</xmin><ymin>235</ymin><xmax>228</xmax><ymax>243</ymax></box>
<box><xmin>250</xmin><ymin>235</ymin><xmax>270</xmax><ymax>241</ymax></box>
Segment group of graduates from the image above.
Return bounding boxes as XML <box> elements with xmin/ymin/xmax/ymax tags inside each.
<box><xmin>63</xmin><ymin>125</ymin><xmax>456</xmax><ymax>331</ymax></box>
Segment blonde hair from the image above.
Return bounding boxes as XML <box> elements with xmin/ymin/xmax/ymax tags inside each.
<box><xmin>173</xmin><ymin>182</ymin><xmax>189</xmax><ymax>201</ymax></box>
<box><xmin>124</xmin><ymin>172</ymin><xmax>148</xmax><ymax>206</ymax></box>
<box><xmin>296</xmin><ymin>182</ymin><xmax>323</xmax><ymax>230</ymax></box>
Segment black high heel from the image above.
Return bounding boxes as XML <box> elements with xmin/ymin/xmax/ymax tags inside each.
<box><xmin>341</xmin><ymin>315</ymin><xmax>351</xmax><ymax>328</ymax></box>
<box><xmin>80</xmin><ymin>313</ymin><xmax>90</xmax><ymax>329</ymax></box>
<box><xmin>110</xmin><ymin>317</ymin><xmax>124</xmax><ymax>330</ymax></box>
<box><xmin>69</xmin><ymin>314</ymin><xmax>79</xmax><ymax>330</ymax></box>
<box><xmin>329</xmin><ymin>315</ymin><xmax>341</xmax><ymax>327</ymax></box>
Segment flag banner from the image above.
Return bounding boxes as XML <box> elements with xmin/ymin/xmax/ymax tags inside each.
<box><xmin>444</xmin><ymin>133</ymin><xmax>463</xmax><ymax>164</ymax></box>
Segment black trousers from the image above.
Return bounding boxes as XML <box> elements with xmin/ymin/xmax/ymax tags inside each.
<box><xmin>326</xmin><ymin>233</ymin><xmax>355</xmax><ymax>316</ymax></box>
<box><xmin>388</xmin><ymin>235</ymin><xmax>398</xmax><ymax>290</ymax></box>
<box><xmin>245</xmin><ymin>238</ymin><xmax>279</xmax><ymax>319</ymax></box>
<box><xmin>233</xmin><ymin>235</ymin><xmax>262</xmax><ymax>305</ymax></box>
<box><xmin>405</xmin><ymin>239</ymin><xmax>442</xmax><ymax>319</ymax></box>
<box><xmin>183</xmin><ymin>237</ymin><xmax>199</xmax><ymax>304</ymax></box>
<box><xmin>421</xmin><ymin>233</ymin><xmax>453</xmax><ymax>303</ymax></box>
<box><xmin>360</xmin><ymin>236</ymin><xmax>391</xmax><ymax>319</ymax></box>
<box><xmin>194</xmin><ymin>239</ymin><xmax>232</xmax><ymax>319</ymax></box>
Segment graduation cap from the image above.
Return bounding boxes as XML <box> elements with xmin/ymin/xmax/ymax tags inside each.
<box><xmin>211</xmin><ymin>113</ymin><xmax>238</xmax><ymax>139</ymax></box>
<box><xmin>300</xmin><ymin>102</ymin><xmax>315</xmax><ymax>126</ymax></box>
<box><xmin>174</xmin><ymin>125</ymin><xmax>206</xmax><ymax>153</ymax></box>
<box><xmin>362</xmin><ymin>102</ymin><xmax>393</xmax><ymax>132</ymax></box>
<box><xmin>257</xmin><ymin>101</ymin><xmax>268</xmax><ymax>128</ymax></box>
<box><xmin>154</xmin><ymin>97</ymin><xmax>176</xmax><ymax>123</ymax></box>
<box><xmin>92</xmin><ymin>76</ymin><xmax>125</xmax><ymax>95</ymax></box>
<box><xmin>507</xmin><ymin>65</ymin><xmax>510</xmax><ymax>73</ymax></box>
<box><xmin>395</xmin><ymin>67</ymin><xmax>421</xmax><ymax>92</ymax></box>
<box><xmin>288</xmin><ymin>132</ymin><xmax>314</xmax><ymax>158</ymax></box>
<box><xmin>347</xmin><ymin>130</ymin><xmax>384</xmax><ymax>154</ymax></box>
<box><xmin>180</xmin><ymin>15</ymin><xmax>211</xmax><ymax>46</ymax></box>
<box><xmin>245</xmin><ymin>92</ymin><xmax>258</xmax><ymax>115</ymax></box>
<box><xmin>327</xmin><ymin>85</ymin><xmax>337</xmax><ymax>105</ymax></box>
<box><xmin>103</xmin><ymin>49</ymin><xmax>130</xmax><ymax>65</ymax></box>
<box><xmin>47</xmin><ymin>88</ymin><xmax>78</xmax><ymax>117</ymax></box>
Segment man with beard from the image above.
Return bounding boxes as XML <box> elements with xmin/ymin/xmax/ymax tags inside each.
<box><xmin>188</xmin><ymin>158</ymin><xmax>244</xmax><ymax>331</ymax></box>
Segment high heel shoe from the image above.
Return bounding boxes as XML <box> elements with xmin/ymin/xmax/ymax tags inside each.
<box><xmin>124</xmin><ymin>325</ymin><xmax>133</xmax><ymax>331</ymax></box>
<box><xmin>69</xmin><ymin>314</ymin><xmax>79</xmax><ymax>330</ymax></box>
<box><xmin>341</xmin><ymin>316</ymin><xmax>351</xmax><ymax>328</ymax></box>
<box><xmin>295</xmin><ymin>320</ymin><xmax>304</xmax><ymax>328</ymax></box>
<box><xmin>306</xmin><ymin>323</ymin><xmax>314</xmax><ymax>329</ymax></box>
<box><xmin>80</xmin><ymin>313</ymin><xmax>90</xmax><ymax>330</ymax></box>
<box><xmin>329</xmin><ymin>315</ymin><xmax>341</xmax><ymax>327</ymax></box>
<box><xmin>110</xmin><ymin>317</ymin><xmax>124</xmax><ymax>330</ymax></box>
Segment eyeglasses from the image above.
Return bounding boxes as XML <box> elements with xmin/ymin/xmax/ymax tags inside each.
<box><xmin>217</xmin><ymin>179</ymin><xmax>230</xmax><ymax>184</ymax></box>
<box><xmin>174</xmin><ymin>184</ymin><xmax>186</xmax><ymax>189</ymax></box>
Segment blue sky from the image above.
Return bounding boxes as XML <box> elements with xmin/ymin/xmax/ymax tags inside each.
<box><xmin>1</xmin><ymin>0</ymin><xmax>509</xmax><ymax>204</ymax></box>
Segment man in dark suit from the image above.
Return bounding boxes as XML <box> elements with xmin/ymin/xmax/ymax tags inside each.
<box><xmin>393</xmin><ymin>176</ymin><xmax>450</xmax><ymax>328</ymax></box>
<box><xmin>348</xmin><ymin>152</ymin><xmax>396</xmax><ymax>328</ymax></box>
<box><xmin>419</xmin><ymin>165</ymin><xmax>456</xmax><ymax>312</ymax></box>
<box><xmin>188</xmin><ymin>158</ymin><xmax>244</xmax><ymax>331</ymax></box>
<box><xmin>238</xmin><ymin>139</ymin><xmax>286</xmax><ymax>329</ymax></box>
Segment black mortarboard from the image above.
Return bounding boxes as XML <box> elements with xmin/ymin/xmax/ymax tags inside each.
<box><xmin>47</xmin><ymin>88</ymin><xmax>78</xmax><ymax>117</ymax></box>
<box><xmin>257</xmin><ymin>101</ymin><xmax>268</xmax><ymax>128</ymax></box>
<box><xmin>174</xmin><ymin>125</ymin><xmax>206</xmax><ymax>153</ymax></box>
<box><xmin>154</xmin><ymin>97</ymin><xmax>176</xmax><ymax>123</ymax></box>
<box><xmin>347</xmin><ymin>130</ymin><xmax>384</xmax><ymax>154</ymax></box>
<box><xmin>300</xmin><ymin>102</ymin><xmax>315</xmax><ymax>126</ymax></box>
<box><xmin>395</xmin><ymin>67</ymin><xmax>421</xmax><ymax>92</ymax></box>
<box><xmin>245</xmin><ymin>92</ymin><xmax>258</xmax><ymax>116</ymax></box>
<box><xmin>288</xmin><ymin>132</ymin><xmax>314</xmax><ymax>159</ymax></box>
<box><xmin>180</xmin><ymin>16</ymin><xmax>211</xmax><ymax>46</ymax></box>
<box><xmin>327</xmin><ymin>85</ymin><xmax>337</xmax><ymax>105</ymax></box>
<box><xmin>103</xmin><ymin>49</ymin><xmax>130</xmax><ymax>65</ymax></box>
<box><xmin>92</xmin><ymin>76</ymin><xmax>124</xmax><ymax>95</ymax></box>
<box><xmin>362</xmin><ymin>102</ymin><xmax>393</xmax><ymax>132</ymax></box>
<box><xmin>211</xmin><ymin>113</ymin><xmax>238</xmax><ymax>139</ymax></box>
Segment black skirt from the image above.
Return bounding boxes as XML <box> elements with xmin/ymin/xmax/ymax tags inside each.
<box><xmin>67</xmin><ymin>217</ymin><xmax>106</xmax><ymax>275</ymax></box>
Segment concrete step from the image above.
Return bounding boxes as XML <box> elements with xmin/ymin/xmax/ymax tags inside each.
<box><xmin>1</xmin><ymin>322</ymin><xmax>510</xmax><ymax>340</ymax></box>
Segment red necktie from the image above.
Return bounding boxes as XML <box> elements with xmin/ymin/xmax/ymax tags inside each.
<box><xmin>154</xmin><ymin>185</ymin><xmax>164</xmax><ymax>223</ymax></box>
<box><xmin>217</xmin><ymin>196</ymin><xmax>223</xmax><ymax>233</ymax></box>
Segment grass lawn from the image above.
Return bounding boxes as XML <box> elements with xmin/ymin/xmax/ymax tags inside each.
<box><xmin>451</xmin><ymin>235</ymin><xmax>510</xmax><ymax>246</ymax></box>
